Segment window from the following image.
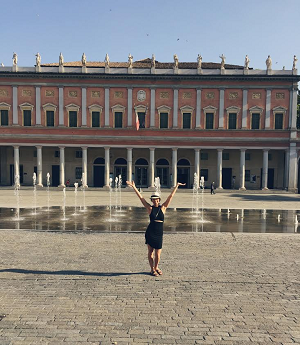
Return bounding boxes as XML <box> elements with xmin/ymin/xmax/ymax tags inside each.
<box><xmin>23</xmin><ymin>110</ymin><xmax>31</xmax><ymax>126</ymax></box>
<box><xmin>160</xmin><ymin>112</ymin><xmax>168</xmax><ymax>128</ymax></box>
<box><xmin>69</xmin><ymin>111</ymin><xmax>77</xmax><ymax>127</ymax></box>
<box><xmin>76</xmin><ymin>151</ymin><xmax>82</xmax><ymax>158</ymax></box>
<box><xmin>115</xmin><ymin>112</ymin><xmax>123</xmax><ymax>128</ymax></box>
<box><xmin>268</xmin><ymin>153</ymin><xmax>272</xmax><ymax>161</ymax></box>
<box><xmin>183</xmin><ymin>113</ymin><xmax>191</xmax><ymax>129</ymax></box>
<box><xmin>275</xmin><ymin>113</ymin><xmax>283</xmax><ymax>129</ymax></box>
<box><xmin>0</xmin><ymin>110</ymin><xmax>8</xmax><ymax>126</ymax></box>
<box><xmin>200</xmin><ymin>152</ymin><xmax>208</xmax><ymax>160</ymax></box>
<box><xmin>228</xmin><ymin>113</ymin><xmax>237</xmax><ymax>129</ymax></box>
<box><xmin>200</xmin><ymin>169</ymin><xmax>208</xmax><ymax>181</ymax></box>
<box><xmin>245</xmin><ymin>170</ymin><xmax>250</xmax><ymax>182</ymax></box>
<box><xmin>54</xmin><ymin>150</ymin><xmax>60</xmax><ymax>158</ymax></box>
<box><xmin>251</xmin><ymin>113</ymin><xmax>260</xmax><ymax>129</ymax></box>
<box><xmin>245</xmin><ymin>153</ymin><xmax>251</xmax><ymax>160</ymax></box>
<box><xmin>33</xmin><ymin>150</ymin><xmax>37</xmax><ymax>158</ymax></box>
<box><xmin>205</xmin><ymin>113</ymin><xmax>214</xmax><ymax>129</ymax></box>
<box><xmin>138</xmin><ymin>112</ymin><xmax>145</xmax><ymax>129</ymax></box>
<box><xmin>222</xmin><ymin>153</ymin><xmax>229</xmax><ymax>160</ymax></box>
<box><xmin>75</xmin><ymin>167</ymin><xmax>82</xmax><ymax>179</ymax></box>
<box><xmin>92</xmin><ymin>111</ymin><xmax>100</xmax><ymax>127</ymax></box>
<box><xmin>46</xmin><ymin>110</ymin><xmax>54</xmax><ymax>127</ymax></box>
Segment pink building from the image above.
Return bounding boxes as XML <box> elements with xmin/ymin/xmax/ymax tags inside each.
<box><xmin>0</xmin><ymin>56</ymin><xmax>299</xmax><ymax>190</ymax></box>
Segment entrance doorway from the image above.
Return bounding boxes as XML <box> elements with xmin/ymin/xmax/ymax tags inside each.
<box><xmin>260</xmin><ymin>168</ymin><xmax>274</xmax><ymax>189</ymax></box>
<box><xmin>93</xmin><ymin>157</ymin><xmax>105</xmax><ymax>187</ymax></box>
<box><xmin>52</xmin><ymin>165</ymin><xmax>60</xmax><ymax>186</ymax></box>
<box><xmin>177</xmin><ymin>159</ymin><xmax>190</xmax><ymax>188</ymax></box>
<box><xmin>222</xmin><ymin>168</ymin><xmax>232</xmax><ymax>189</ymax></box>
<box><xmin>10</xmin><ymin>164</ymin><xmax>24</xmax><ymax>185</ymax></box>
<box><xmin>114</xmin><ymin>158</ymin><xmax>127</xmax><ymax>186</ymax></box>
<box><xmin>156</xmin><ymin>158</ymin><xmax>169</xmax><ymax>187</ymax></box>
<box><xmin>135</xmin><ymin>158</ymin><xmax>148</xmax><ymax>188</ymax></box>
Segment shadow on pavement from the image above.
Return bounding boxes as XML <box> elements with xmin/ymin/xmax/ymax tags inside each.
<box><xmin>229</xmin><ymin>194</ymin><xmax>300</xmax><ymax>202</ymax></box>
<box><xmin>0</xmin><ymin>268</ymin><xmax>149</xmax><ymax>277</ymax></box>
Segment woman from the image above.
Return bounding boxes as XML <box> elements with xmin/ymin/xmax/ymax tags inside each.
<box><xmin>126</xmin><ymin>180</ymin><xmax>185</xmax><ymax>276</ymax></box>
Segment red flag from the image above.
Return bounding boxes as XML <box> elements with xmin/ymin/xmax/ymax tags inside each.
<box><xmin>136</xmin><ymin>112</ymin><xmax>140</xmax><ymax>131</ymax></box>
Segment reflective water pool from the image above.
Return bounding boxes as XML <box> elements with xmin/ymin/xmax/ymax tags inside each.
<box><xmin>0</xmin><ymin>206</ymin><xmax>299</xmax><ymax>233</ymax></box>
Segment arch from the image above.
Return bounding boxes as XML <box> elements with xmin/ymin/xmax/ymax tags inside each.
<box><xmin>156</xmin><ymin>158</ymin><xmax>169</xmax><ymax>166</ymax></box>
<box><xmin>177</xmin><ymin>158</ymin><xmax>190</xmax><ymax>166</ymax></box>
<box><xmin>94</xmin><ymin>157</ymin><xmax>105</xmax><ymax>164</ymax></box>
<box><xmin>115</xmin><ymin>158</ymin><xmax>127</xmax><ymax>165</ymax></box>
<box><xmin>135</xmin><ymin>158</ymin><xmax>148</xmax><ymax>165</ymax></box>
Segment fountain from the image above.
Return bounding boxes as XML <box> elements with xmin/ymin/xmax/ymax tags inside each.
<box><xmin>199</xmin><ymin>176</ymin><xmax>205</xmax><ymax>222</ymax></box>
<box><xmin>109</xmin><ymin>177</ymin><xmax>113</xmax><ymax>221</ymax></box>
<box><xmin>154</xmin><ymin>176</ymin><xmax>161</xmax><ymax>196</ymax></box>
<box><xmin>277</xmin><ymin>214</ymin><xmax>281</xmax><ymax>222</ymax></box>
<box><xmin>61</xmin><ymin>187</ymin><xmax>68</xmax><ymax>221</ymax></box>
<box><xmin>74</xmin><ymin>182</ymin><xmax>78</xmax><ymax>215</ymax></box>
<box><xmin>192</xmin><ymin>173</ymin><xmax>199</xmax><ymax>214</ymax></box>
<box><xmin>32</xmin><ymin>172</ymin><xmax>37</xmax><ymax>215</ymax></box>
<box><xmin>117</xmin><ymin>174</ymin><xmax>122</xmax><ymax>212</ymax></box>
<box><xmin>46</xmin><ymin>172</ymin><xmax>50</xmax><ymax>212</ymax></box>
<box><xmin>14</xmin><ymin>174</ymin><xmax>21</xmax><ymax>221</ymax></box>
<box><xmin>80</xmin><ymin>173</ymin><xmax>87</xmax><ymax>212</ymax></box>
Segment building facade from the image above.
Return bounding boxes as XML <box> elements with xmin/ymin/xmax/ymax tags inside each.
<box><xmin>0</xmin><ymin>56</ymin><xmax>299</xmax><ymax>190</ymax></box>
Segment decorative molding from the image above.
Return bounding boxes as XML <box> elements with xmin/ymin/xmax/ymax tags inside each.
<box><xmin>272</xmin><ymin>106</ymin><xmax>287</xmax><ymax>113</ymax></box>
<box><xmin>179</xmin><ymin>105</ymin><xmax>194</xmax><ymax>115</ymax></box>
<box><xmin>68</xmin><ymin>91</ymin><xmax>78</xmax><ymax>98</ymax></box>
<box><xmin>111</xmin><ymin>104</ymin><xmax>126</xmax><ymax>112</ymax></box>
<box><xmin>157</xmin><ymin>105</ymin><xmax>171</xmax><ymax>114</ymax></box>
<box><xmin>225</xmin><ymin>105</ymin><xmax>241</xmax><ymax>113</ymax></box>
<box><xmin>45</xmin><ymin>90</ymin><xmax>54</xmax><ymax>97</ymax></box>
<box><xmin>137</xmin><ymin>90</ymin><xmax>146</xmax><ymax>102</ymax></box>
<box><xmin>249</xmin><ymin>105</ymin><xmax>264</xmax><ymax>113</ymax></box>
<box><xmin>19</xmin><ymin>102</ymin><xmax>34</xmax><ymax>111</ymax></box>
<box><xmin>22</xmin><ymin>90</ymin><xmax>32</xmax><ymax>96</ymax></box>
<box><xmin>114</xmin><ymin>91</ymin><xmax>123</xmax><ymax>99</ymax></box>
<box><xmin>0</xmin><ymin>89</ymin><xmax>9</xmax><ymax>97</ymax></box>
<box><xmin>91</xmin><ymin>91</ymin><xmax>100</xmax><ymax>98</ymax></box>
<box><xmin>252</xmin><ymin>92</ymin><xmax>261</xmax><ymax>99</ymax></box>
<box><xmin>229</xmin><ymin>92</ymin><xmax>238</xmax><ymax>99</ymax></box>
<box><xmin>42</xmin><ymin>103</ymin><xmax>57</xmax><ymax>111</ymax></box>
<box><xmin>160</xmin><ymin>92</ymin><xmax>169</xmax><ymax>99</ymax></box>
<box><xmin>134</xmin><ymin>104</ymin><xmax>147</xmax><ymax>112</ymax></box>
<box><xmin>88</xmin><ymin>104</ymin><xmax>103</xmax><ymax>114</ymax></box>
<box><xmin>183</xmin><ymin>92</ymin><xmax>192</xmax><ymax>99</ymax></box>
<box><xmin>65</xmin><ymin>103</ymin><xmax>80</xmax><ymax>111</ymax></box>
<box><xmin>203</xmin><ymin>105</ymin><xmax>218</xmax><ymax>111</ymax></box>
<box><xmin>275</xmin><ymin>92</ymin><xmax>285</xmax><ymax>99</ymax></box>
<box><xmin>205</xmin><ymin>92</ymin><xmax>215</xmax><ymax>99</ymax></box>
<box><xmin>0</xmin><ymin>102</ymin><xmax>11</xmax><ymax>110</ymax></box>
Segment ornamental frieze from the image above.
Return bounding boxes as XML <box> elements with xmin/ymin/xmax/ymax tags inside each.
<box><xmin>0</xmin><ymin>89</ymin><xmax>8</xmax><ymax>97</ymax></box>
<box><xmin>183</xmin><ymin>92</ymin><xmax>192</xmax><ymax>99</ymax></box>
<box><xmin>68</xmin><ymin>91</ymin><xmax>78</xmax><ymax>97</ymax></box>
<box><xmin>252</xmin><ymin>92</ymin><xmax>261</xmax><ymax>99</ymax></box>
<box><xmin>22</xmin><ymin>90</ymin><xmax>32</xmax><ymax>96</ymax></box>
<box><xmin>229</xmin><ymin>92</ymin><xmax>238</xmax><ymax>99</ymax></box>
<box><xmin>160</xmin><ymin>92</ymin><xmax>169</xmax><ymax>99</ymax></box>
<box><xmin>45</xmin><ymin>90</ymin><xmax>54</xmax><ymax>97</ymax></box>
<box><xmin>205</xmin><ymin>92</ymin><xmax>215</xmax><ymax>99</ymax></box>
<box><xmin>276</xmin><ymin>93</ymin><xmax>285</xmax><ymax>99</ymax></box>
<box><xmin>114</xmin><ymin>91</ymin><xmax>123</xmax><ymax>99</ymax></box>
<box><xmin>91</xmin><ymin>91</ymin><xmax>100</xmax><ymax>98</ymax></box>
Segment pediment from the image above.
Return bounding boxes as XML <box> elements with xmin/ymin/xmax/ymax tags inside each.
<box><xmin>157</xmin><ymin>105</ymin><xmax>171</xmax><ymax>113</ymax></box>
<box><xmin>0</xmin><ymin>102</ymin><xmax>11</xmax><ymax>110</ymax></box>
<box><xmin>203</xmin><ymin>105</ymin><xmax>217</xmax><ymax>111</ymax></box>
<box><xmin>272</xmin><ymin>106</ymin><xmax>287</xmax><ymax>112</ymax></box>
<box><xmin>88</xmin><ymin>104</ymin><xmax>103</xmax><ymax>112</ymax></box>
<box><xmin>42</xmin><ymin>103</ymin><xmax>57</xmax><ymax>110</ymax></box>
<box><xmin>180</xmin><ymin>105</ymin><xmax>194</xmax><ymax>112</ymax></box>
<box><xmin>249</xmin><ymin>106</ymin><xmax>264</xmax><ymax>113</ymax></box>
<box><xmin>111</xmin><ymin>104</ymin><xmax>126</xmax><ymax>111</ymax></box>
<box><xmin>65</xmin><ymin>103</ymin><xmax>80</xmax><ymax>110</ymax></box>
<box><xmin>226</xmin><ymin>105</ymin><xmax>240</xmax><ymax>112</ymax></box>
<box><xmin>19</xmin><ymin>102</ymin><xmax>34</xmax><ymax>110</ymax></box>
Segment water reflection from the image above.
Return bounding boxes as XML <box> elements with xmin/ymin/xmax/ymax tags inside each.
<box><xmin>0</xmin><ymin>207</ymin><xmax>299</xmax><ymax>234</ymax></box>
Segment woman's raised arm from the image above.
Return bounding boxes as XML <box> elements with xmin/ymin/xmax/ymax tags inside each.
<box><xmin>126</xmin><ymin>180</ymin><xmax>151</xmax><ymax>212</ymax></box>
<box><xmin>162</xmin><ymin>182</ymin><xmax>185</xmax><ymax>210</ymax></box>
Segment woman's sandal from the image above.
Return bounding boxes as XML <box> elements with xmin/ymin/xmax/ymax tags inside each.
<box><xmin>150</xmin><ymin>270</ymin><xmax>159</xmax><ymax>277</ymax></box>
<box><xmin>156</xmin><ymin>268</ymin><xmax>163</xmax><ymax>275</ymax></box>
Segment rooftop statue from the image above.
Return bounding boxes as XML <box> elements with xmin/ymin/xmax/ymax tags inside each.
<box><xmin>151</xmin><ymin>54</ymin><xmax>155</xmax><ymax>68</ymax></box>
<box><xmin>59</xmin><ymin>52</ymin><xmax>64</xmax><ymax>66</ymax></box>
<box><xmin>35</xmin><ymin>52</ymin><xmax>41</xmax><ymax>67</ymax></box>
<box><xmin>173</xmin><ymin>54</ymin><xmax>178</xmax><ymax>68</ymax></box>
<box><xmin>105</xmin><ymin>53</ymin><xmax>110</xmax><ymax>67</ymax></box>
<box><xmin>12</xmin><ymin>52</ymin><xmax>17</xmax><ymax>66</ymax></box>
<box><xmin>197</xmin><ymin>54</ymin><xmax>202</xmax><ymax>69</ymax></box>
<box><xmin>219</xmin><ymin>54</ymin><xmax>226</xmax><ymax>69</ymax></box>
<box><xmin>81</xmin><ymin>53</ymin><xmax>86</xmax><ymax>66</ymax></box>
<box><xmin>293</xmin><ymin>55</ymin><xmax>298</xmax><ymax>70</ymax></box>
<box><xmin>244</xmin><ymin>55</ymin><xmax>250</xmax><ymax>69</ymax></box>
<box><xmin>266</xmin><ymin>55</ymin><xmax>272</xmax><ymax>69</ymax></box>
<box><xmin>128</xmin><ymin>53</ymin><xmax>133</xmax><ymax>68</ymax></box>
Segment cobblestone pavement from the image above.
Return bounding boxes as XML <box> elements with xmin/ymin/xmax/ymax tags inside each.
<box><xmin>0</xmin><ymin>229</ymin><xmax>300</xmax><ymax>345</ymax></box>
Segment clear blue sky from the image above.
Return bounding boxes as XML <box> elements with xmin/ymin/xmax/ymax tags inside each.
<box><xmin>1</xmin><ymin>0</ymin><xmax>299</xmax><ymax>70</ymax></box>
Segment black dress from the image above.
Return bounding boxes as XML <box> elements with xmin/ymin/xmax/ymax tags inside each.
<box><xmin>145</xmin><ymin>206</ymin><xmax>164</xmax><ymax>249</ymax></box>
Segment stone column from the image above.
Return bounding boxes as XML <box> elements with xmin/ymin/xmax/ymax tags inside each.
<box><xmin>104</xmin><ymin>88</ymin><xmax>110</xmax><ymax>127</ymax></box>
<box><xmin>127</xmin><ymin>148</ymin><xmax>132</xmax><ymax>183</ymax></box>
<box><xmin>14</xmin><ymin>146</ymin><xmax>20</xmax><ymax>183</ymax></box>
<box><xmin>150</xmin><ymin>89</ymin><xmax>155</xmax><ymax>128</ymax></box>
<box><xmin>284</xmin><ymin>149</ymin><xmax>289</xmax><ymax>190</ymax></box>
<box><xmin>59</xmin><ymin>147</ymin><xmax>65</xmax><ymax>187</ymax></box>
<box><xmin>218</xmin><ymin>89</ymin><xmax>224</xmax><ymax>128</ymax></box>
<box><xmin>104</xmin><ymin>147</ymin><xmax>110</xmax><ymax>187</ymax></box>
<box><xmin>172</xmin><ymin>148</ymin><xmax>178</xmax><ymax>187</ymax></box>
<box><xmin>13</xmin><ymin>87</ymin><xmax>18</xmax><ymax>125</ymax></box>
<box><xmin>239</xmin><ymin>149</ymin><xmax>246</xmax><ymax>190</ymax></box>
<box><xmin>82</xmin><ymin>88</ymin><xmax>87</xmax><ymax>126</ymax></box>
<box><xmin>291</xmin><ymin>88</ymin><xmax>298</xmax><ymax>129</ymax></box>
<box><xmin>242</xmin><ymin>89</ymin><xmax>248</xmax><ymax>128</ymax></box>
<box><xmin>59</xmin><ymin>87</ymin><xmax>64</xmax><ymax>126</ymax></box>
<box><xmin>265</xmin><ymin>89</ymin><xmax>271</xmax><ymax>129</ymax></box>
<box><xmin>196</xmin><ymin>90</ymin><xmax>201</xmax><ymax>128</ymax></box>
<box><xmin>82</xmin><ymin>147</ymin><xmax>87</xmax><ymax>187</ymax></box>
<box><xmin>149</xmin><ymin>148</ymin><xmax>155</xmax><ymax>188</ymax></box>
<box><xmin>35</xmin><ymin>86</ymin><xmax>41</xmax><ymax>125</ymax></box>
<box><xmin>262</xmin><ymin>149</ymin><xmax>269</xmax><ymax>190</ymax></box>
<box><xmin>36</xmin><ymin>146</ymin><xmax>43</xmax><ymax>186</ymax></box>
<box><xmin>217</xmin><ymin>149</ymin><xmax>223</xmax><ymax>189</ymax></box>
<box><xmin>173</xmin><ymin>89</ymin><xmax>178</xmax><ymax>128</ymax></box>
<box><xmin>194</xmin><ymin>149</ymin><xmax>200</xmax><ymax>181</ymax></box>
<box><xmin>288</xmin><ymin>143</ymin><xmax>298</xmax><ymax>192</ymax></box>
<box><xmin>127</xmin><ymin>88</ymin><xmax>132</xmax><ymax>127</ymax></box>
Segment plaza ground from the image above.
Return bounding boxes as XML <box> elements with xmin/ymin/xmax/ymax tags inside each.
<box><xmin>0</xmin><ymin>189</ymin><xmax>300</xmax><ymax>344</ymax></box>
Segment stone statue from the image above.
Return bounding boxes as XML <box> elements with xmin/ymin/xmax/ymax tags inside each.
<box><xmin>128</xmin><ymin>53</ymin><xmax>133</xmax><ymax>68</ymax></box>
<box><xmin>219</xmin><ymin>54</ymin><xmax>226</xmax><ymax>69</ymax></box>
<box><xmin>266</xmin><ymin>55</ymin><xmax>272</xmax><ymax>69</ymax></box>
<box><xmin>244</xmin><ymin>55</ymin><xmax>250</xmax><ymax>69</ymax></box>
<box><xmin>173</xmin><ymin>54</ymin><xmax>179</xmax><ymax>68</ymax></box>
<box><xmin>197</xmin><ymin>54</ymin><xmax>202</xmax><ymax>69</ymax></box>
<box><xmin>151</xmin><ymin>54</ymin><xmax>155</xmax><ymax>68</ymax></box>
<box><xmin>81</xmin><ymin>53</ymin><xmax>86</xmax><ymax>66</ymax></box>
<box><xmin>293</xmin><ymin>55</ymin><xmax>298</xmax><ymax>70</ymax></box>
<box><xmin>105</xmin><ymin>53</ymin><xmax>110</xmax><ymax>67</ymax></box>
<box><xmin>1</xmin><ymin>63</ymin><xmax>4</xmax><ymax>67</ymax></box>
<box><xmin>59</xmin><ymin>52</ymin><xmax>64</xmax><ymax>66</ymax></box>
<box><xmin>12</xmin><ymin>52</ymin><xmax>18</xmax><ymax>66</ymax></box>
<box><xmin>35</xmin><ymin>52</ymin><xmax>41</xmax><ymax>67</ymax></box>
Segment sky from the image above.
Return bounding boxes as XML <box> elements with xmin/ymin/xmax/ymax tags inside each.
<box><xmin>0</xmin><ymin>0</ymin><xmax>299</xmax><ymax>71</ymax></box>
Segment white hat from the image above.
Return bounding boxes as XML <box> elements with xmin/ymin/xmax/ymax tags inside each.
<box><xmin>150</xmin><ymin>192</ymin><xmax>161</xmax><ymax>200</ymax></box>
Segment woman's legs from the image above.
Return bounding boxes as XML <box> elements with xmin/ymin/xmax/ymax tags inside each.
<box><xmin>154</xmin><ymin>249</ymin><xmax>162</xmax><ymax>272</ymax></box>
<box><xmin>147</xmin><ymin>245</ymin><xmax>154</xmax><ymax>271</ymax></box>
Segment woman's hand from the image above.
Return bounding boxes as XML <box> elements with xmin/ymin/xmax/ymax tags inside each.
<box><xmin>177</xmin><ymin>182</ymin><xmax>186</xmax><ymax>187</ymax></box>
<box><xmin>126</xmin><ymin>180</ymin><xmax>136</xmax><ymax>188</ymax></box>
